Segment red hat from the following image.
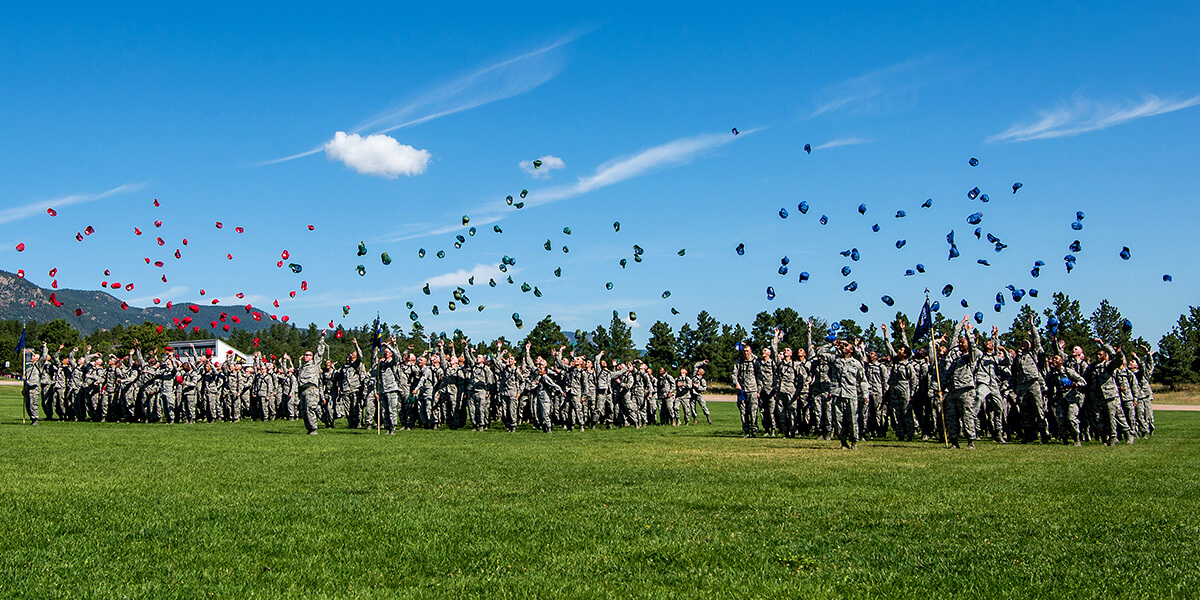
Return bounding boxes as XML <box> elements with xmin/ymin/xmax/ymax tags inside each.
<box><xmin>188</xmin><ymin>304</ymin><xmax>199</xmax><ymax>313</ymax></box>
<box><xmin>52</xmin><ymin>280</ymin><xmax>58</xmax><ymax>289</ymax></box>
<box><xmin>154</xmin><ymin>220</ymin><xmax>162</xmax><ymax>228</ymax></box>
<box><xmin>156</xmin><ymin>237</ymin><xmax>164</xmax><ymax>246</ymax></box>
<box><xmin>165</xmin><ymin>301</ymin><xmax>172</xmax><ymax>309</ymax></box>
<box><xmin>155</xmin><ymin>325</ymin><xmax>163</xmax><ymax>333</ymax></box>
<box><xmin>120</xmin><ymin>302</ymin><xmax>129</xmax><ymax>310</ymax></box>
<box><xmin>47</xmin><ymin>208</ymin><xmax>57</xmax><ymax>216</ymax></box>
<box><xmin>289</xmin><ymin>291</ymin><xmax>296</xmax><ymax>298</ymax></box>
<box><xmin>134</xmin><ymin>227</ymin><xmax>142</xmax><ymax>235</ymax></box>
<box><xmin>76</xmin><ymin>233</ymin><xmax>84</xmax><ymax>241</ymax></box>
<box><xmin>235</xmin><ymin>226</ymin><xmax>244</xmax><ymax>233</ymax></box>
<box><xmin>174</xmin><ymin>249</ymin><xmax>181</xmax><ymax>259</ymax></box>
<box><xmin>215</xmin><ymin>221</ymin><xmax>222</xmax><ymax>229</ymax></box>
<box><xmin>85</xmin><ymin>226</ymin><xmax>94</xmax><ymax>235</ymax></box>
<box><xmin>231</xmin><ymin>316</ymin><xmax>240</xmax><ymax>323</ymax></box>
<box><xmin>16</xmin><ymin>270</ymin><xmax>24</xmax><ymax>278</ymax></box>
<box><xmin>273</xmin><ymin>300</ymin><xmax>279</xmax><ymax>308</ymax></box>
<box><xmin>74</xmin><ymin>308</ymin><xmax>83</xmax><ymax>316</ymax></box>
<box><xmin>48</xmin><ymin>268</ymin><xmax>56</xmax><ymax>277</ymax></box>
<box><xmin>125</xmin><ymin>283</ymin><xmax>134</xmax><ymax>291</ymax></box>
<box><xmin>153</xmin><ymin>298</ymin><xmax>160</xmax><ymax>304</ymax></box>
<box><xmin>300</xmin><ymin>281</ymin><xmax>307</xmax><ymax>291</ymax></box>
<box><xmin>110</xmin><ymin>282</ymin><xmax>121</xmax><ymax>289</ymax></box>
<box><xmin>104</xmin><ymin>269</ymin><xmax>111</xmax><ymax>276</ymax></box>
<box><xmin>154</xmin><ymin>261</ymin><xmax>163</xmax><ymax>267</ymax></box>
<box><xmin>161</xmin><ymin>275</ymin><xmax>168</xmax><ymax>283</ymax></box>
<box><xmin>182</xmin><ymin>238</ymin><xmax>188</xmax><ymax>245</ymax></box>
<box><xmin>235</xmin><ymin>293</ymin><xmax>244</xmax><ymax>299</ymax></box>
<box><xmin>199</xmin><ymin>289</ymin><xmax>205</xmax><ymax>296</ymax></box>
<box><xmin>211</xmin><ymin>299</ymin><xmax>218</xmax><ymax>305</ymax></box>
<box><xmin>16</xmin><ymin>242</ymin><xmax>25</xmax><ymax>252</ymax></box>
<box><xmin>281</xmin><ymin>250</ymin><xmax>289</xmax><ymax>260</ymax></box>
<box><xmin>222</xmin><ymin>324</ymin><xmax>230</xmax><ymax>331</ymax></box>
<box><xmin>227</xmin><ymin>253</ymin><xmax>233</xmax><ymax>260</ymax></box>
<box><xmin>153</xmin><ymin>198</ymin><xmax>159</xmax><ymax>207</ymax></box>
<box><xmin>210</xmin><ymin>321</ymin><xmax>218</xmax><ymax>328</ymax></box>
<box><xmin>192</xmin><ymin>326</ymin><xmax>201</xmax><ymax>333</ymax></box>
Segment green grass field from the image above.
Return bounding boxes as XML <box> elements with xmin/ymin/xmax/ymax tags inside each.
<box><xmin>1</xmin><ymin>386</ymin><xmax>1197</xmax><ymax>599</ymax></box>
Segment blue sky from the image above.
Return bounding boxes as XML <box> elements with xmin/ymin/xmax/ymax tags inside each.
<box><xmin>3</xmin><ymin>3</ymin><xmax>1199</xmax><ymax>344</ymax></box>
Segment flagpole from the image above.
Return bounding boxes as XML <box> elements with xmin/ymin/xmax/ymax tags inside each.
<box><xmin>20</xmin><ymin>321</ymin><xmax>27</xmax><ymax>424</ymax></box>
<box><xmin>925</xmin><ymin>295</ymin><xmax>949</xmax><ymax>448</ymax></box>
<box><xmin>376</xmin><ymin>313</ymin><xmax>381</xmax><ymax>435</ymax></box>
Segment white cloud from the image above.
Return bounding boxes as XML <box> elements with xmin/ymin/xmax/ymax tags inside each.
<box><xmin>0</xmin><ymin>183</ymin><xmax>146</xmax><ymax>225</ymax></box>
<box><xmin>424</xmin><ymin>263</ymin><xmax>515</xmax><ymax>290</ymax></box>
<box><xmin>324</xmin><ymin>131</ymin><xmax>431</xmax><ymax>178</ymax></box>
<box><xmin>988</xmin><ymin>93</ymin><xmax>1200</xmax><ymax>143</ymax></box>
<box><xmin>625</xmin><ymin>318</ymin><xmax>642</xmax><ymax>328</ymax></box>
<box><xmin>813</xmin><ymin>137</ymin><xmax>872</xmax><ymax>151</ymax></box>
<box><xmin>519</xmin><ymin>155</ymin><xmax>566</xmax><ymax>178</ymax></box>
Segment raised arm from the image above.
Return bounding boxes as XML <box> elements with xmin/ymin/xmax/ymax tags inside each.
<box><xmin>882</xmin><ymin>324</ymin><xmax>897</xmax><ymax>358</ymax></box>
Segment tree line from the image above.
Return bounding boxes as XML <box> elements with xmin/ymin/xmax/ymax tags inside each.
<box><xmin>3</xmin><ymin>293</ymin><xmax>1197</xmax><ymax>389</ymax></box>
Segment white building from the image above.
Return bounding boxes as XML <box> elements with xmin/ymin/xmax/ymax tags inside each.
<box><xmin>167</xmin><ymin>339</ymin><xmax>250</xmax><ymax>364</ymax></box>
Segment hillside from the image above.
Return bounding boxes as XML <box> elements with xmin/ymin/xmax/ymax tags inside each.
<box><xmin>0</xmin><ymin>270</ymin><xmax>278</xmax><ymax>334</ymax></box>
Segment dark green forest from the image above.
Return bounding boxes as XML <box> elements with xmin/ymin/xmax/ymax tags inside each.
<box><xmin>3</xmin><ymin>293</ymin><xmax>1195</xmax><ymax>388</ymax></box>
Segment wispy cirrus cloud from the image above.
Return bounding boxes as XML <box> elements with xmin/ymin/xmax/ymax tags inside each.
<box><xmin>0</xmin><ymin>183</ymin><xmax>146</xmax><ymax>225</ymax></box>
<box><xmin>388</xmin><ymin>129</ymin><xmax>754</xmax><ymax>241</ymax></box>
<box><xmin>809</xmin><ymin>57</ymin><xmax>936</xmax><ymax>118</ymax></box>
<box><xmin>377</xmin><ymin>215</ymin><xmax>503</xmax><ymax>243</ymax></box>
<box><xmin>988</xmin><ymin>93</ymin><xmax>1200</xmax><ymax>143</ymax></box>
<box><xmin>813</xmin><ymin>137</ymin><xmax>872</xmax><ymax>151</ymax></box>
<box><xmin>255</xmin><ymin>33</ymin><xmax>583</xmax><ymax>167</ymax></box>
<box><xmin>526</xmin><ymin>129</ymin><xmax>756</xmax><ymax>207</ymax></box>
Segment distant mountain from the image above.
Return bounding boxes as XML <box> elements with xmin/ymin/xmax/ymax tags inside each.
<box><xmin>0</xmin><ymin>270</ymin><xmax>278</xmax><ymax>334</ymax></box>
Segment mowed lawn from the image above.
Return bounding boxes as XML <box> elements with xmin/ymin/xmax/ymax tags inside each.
<box><xmin>1</xmin><ymin>386</ymin><xmax>1197</xmax><ymax>599</ymax></box>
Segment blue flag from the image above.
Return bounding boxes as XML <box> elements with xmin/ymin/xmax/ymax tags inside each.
<box><xmin>14</xmin><ymin>325</ymin><xmax>25</xmax><ymax>353</ymax></box>
<box><xmin>913</xmin><ymin>298</ymin><xmax>933</xmax><ymax>343</ymax></box>
<box><xmin>372</xmin><ymin>317</ymin><xmax>383</xmax><ymax>350</ymax></box>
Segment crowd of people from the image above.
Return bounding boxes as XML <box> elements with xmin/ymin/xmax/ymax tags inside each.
<box><xmin>18</xmin><ymin>335</ymin><xmax>714</xmax><ymax>435</ymax></box>
<box><xmin>19</xmin><ymin>316</ymin><xmax>1157</xmax><ymax>449</ymax></box>
<box><xmin>732</xmin><ymin>317</ymin><xmax>1156</xmax><ymax>449</ymax></box>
